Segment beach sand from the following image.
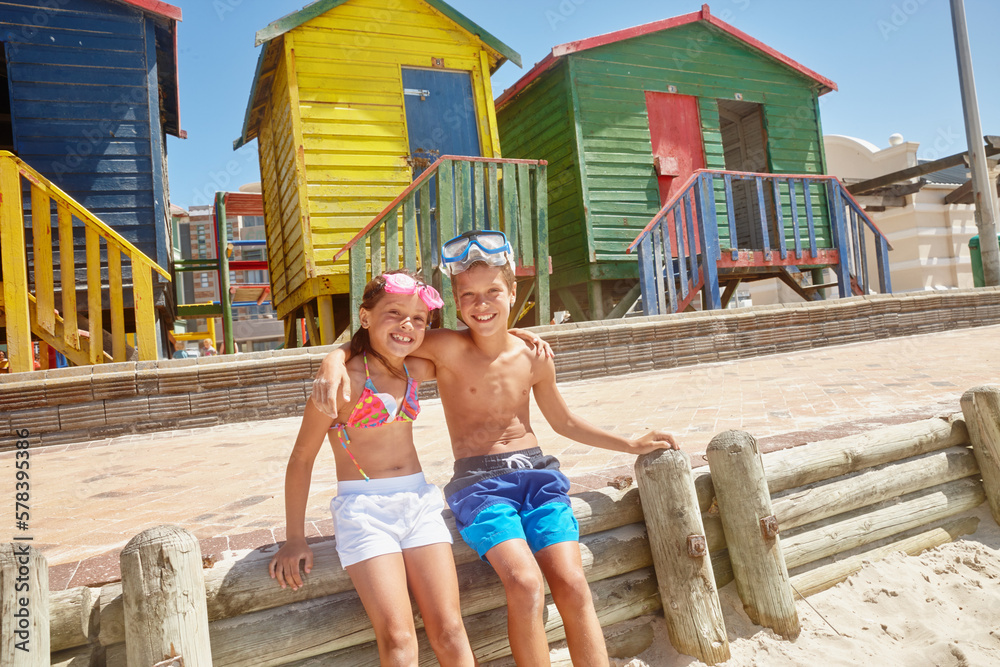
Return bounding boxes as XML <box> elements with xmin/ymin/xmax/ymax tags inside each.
<box><xmin>604</xmin><ymin>504</ymin><xmax>1000</xmax><ymax>667</ymax></box>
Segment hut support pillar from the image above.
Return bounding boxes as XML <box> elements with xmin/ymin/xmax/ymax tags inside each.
<box><xmin>317</xmin><ymin>295</ymin><xmax>335</xmax><ymax>345</ymax></box>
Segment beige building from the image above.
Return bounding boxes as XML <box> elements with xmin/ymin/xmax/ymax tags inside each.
<box><xmin>745</xmin><ymin>134</ymin><xmax>999</xmax><ymax>306</ymax></box>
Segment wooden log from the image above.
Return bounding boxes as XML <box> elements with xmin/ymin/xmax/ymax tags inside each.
<box><xmin>780</xmin><ymin>476</ymin><xmax>986</xmax><ymax>570</ymax></box>
<box><xmin>96</xmin><ymin>484</ymin><xmax>643</xmax><ymax>647</ymax></box>
<box><xmin>692</xmin><ymin>415</ymin><xmax>969</xmax><ymax>511</ymax></box>
<box><xmin>788</xmin><ymin>515</ymin><xmax>980</xmax><ymax>598</ymax></box>
<box><xmin>701</xmin><ymin>446</ymin><xmax>979</xmax><ymax>554</ymax></box>
<box><xmin>49</xmin><ymin>644</ymin><xmax>98</xmax><ymax>667</ymax></box>
<box><xmin>49</xmin><ymin>586</ymin><xmax>97</xmax><ymax>653</ymax></box>
<box><xmin>280</xmin><ymin>568</ymin><xmax>662</xmax><ymax>667</ymax></box>
<box><xmin>634</xmin><ymin>449</ymin><xmax>729</xmax><ymax>664</ymax></box>
<box><xmin>1</xmin><ymin>544</ymin><xmax>49</xmax><ymax>665</ymax></box>
<box><xmin>706</xmin><ymin>431</ymin><xmax>799</xmax><ymax>639</ymax></box>
<box><xmin>120</xmin><ymin>526</ymin><xmax>212</xmax><ymax>667</ymax></box>
<box><xmin>961</xmin><ymin>386</ymin><xmax>1000</xmax><ymax>525</ymax></box>
<box><xmin>105</xmin><ymin>523</ymin><xmax>654</xmax><ymax>666</ymax></box>
<box><xmin>772</xmin><ymin>446</ymin><xmax>979</xmax><ymax>531</ymax></box>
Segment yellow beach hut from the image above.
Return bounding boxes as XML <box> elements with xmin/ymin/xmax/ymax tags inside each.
<box><xmin>235</xmin><ymin>0</ymin><xmax>546</xmax><ymax>344</ymax></box>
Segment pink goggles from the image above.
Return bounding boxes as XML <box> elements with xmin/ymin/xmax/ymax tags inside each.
<box><xmin>382</xmin><ymin>273</ymin><xmax>444</xmax><ymax>310</ymax></box>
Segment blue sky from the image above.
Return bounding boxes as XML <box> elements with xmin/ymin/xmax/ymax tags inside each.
<box><xmin>166</xmin><ymin>0</ymin><xmax>1000</xmax><ymax>210</ymax></box>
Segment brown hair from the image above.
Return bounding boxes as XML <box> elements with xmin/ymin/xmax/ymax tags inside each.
<box><xmin>350</xmin><ymin>270</ymin><xmax>430</xmax><ymax>379</ymax></box>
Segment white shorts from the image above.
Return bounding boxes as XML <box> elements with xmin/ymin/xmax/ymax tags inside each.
<box><xmin>330</xmin><ymin>472</ymin><xmax>453</xmax><ymax>568</ymax></box>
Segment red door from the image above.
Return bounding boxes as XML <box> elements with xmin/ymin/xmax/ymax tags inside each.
<box><xmin>645</xmin><ymin>91</ymin><xmax>705</xmax><ymax>255</ymax></box>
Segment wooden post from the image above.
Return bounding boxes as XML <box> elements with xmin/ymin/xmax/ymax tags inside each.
<box><xmin>634</xmin><ymin>449</ymin><xmax>730</xmax><ymax>664</ymax></box>
<box><xmin>706</xmin><ymin>430</ymin><xmax>800</xmax><ymax>639</ymax></box>
<box><xmin>960</xmin><ymin>385</ymin><xmax>1000</xmax><ymax>524</ymax></box>
<box><xmin>120</xmin><ymin>526</ymin><xmax>212</xmax><ymax>666</ymax></box>
<box><xmin>1</xmin><ymin>544</ymin><xmax>49</xmax><ymax>665</ymax></box>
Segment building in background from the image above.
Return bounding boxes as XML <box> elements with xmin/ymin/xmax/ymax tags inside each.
<box><xmin>170</xmin><ymin>183</ymin><xmax>282</xmax><ymax>353</ymax></box>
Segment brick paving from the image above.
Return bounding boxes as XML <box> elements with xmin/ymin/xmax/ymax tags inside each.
<box><xmin>5</xmin><ymin>324</ymin><xmax>999</xmax><ymax>587</ymax></box>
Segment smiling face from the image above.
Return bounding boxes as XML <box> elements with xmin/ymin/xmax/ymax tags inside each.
<box><xmin>451</xmin><ymin>263</ymin><xmax>516</xmax><ymax>334</ymax></box>
<box><xmin>359</xmin><ymin>292</ymin><xmax>430</xmax><ymax>361</ymax></box>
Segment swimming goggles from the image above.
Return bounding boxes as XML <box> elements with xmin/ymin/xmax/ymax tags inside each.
<box><xmin>440</xmin><ymin>230</ymin><xmax>514</xmax><ymax>277</ymax></box>
<box><xmin>381</xmin><ymin>273</ymin><xmax>444</xmax><ymax>310</ymax></box>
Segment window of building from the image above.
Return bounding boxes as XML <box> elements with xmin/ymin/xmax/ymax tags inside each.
<box><xmin>0</xmin><ymin>43</ymin><xmax>15</xmax><ymax>153</ymax></box>
<box><xmin>201</xmin><ymin>273</ymin><xmax>209</xmax><ymax>288</ymax></box>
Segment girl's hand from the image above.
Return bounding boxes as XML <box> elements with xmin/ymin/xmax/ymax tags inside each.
<box><xmin>510</xmin><ymin>328</ymin><xmax>554</xmax><ymax>359</ymax></box>
<box><xmin>269</xmin><ymin>538</ymin><xmax>314</xmax><ymax>591</ymax></box>
<box><xmin>631</xmin><ymin>429</ymin><xmax>679</xmax><ymax>455</ymax></box>
<box><xmin>312</xmin><ymin>351</ymin><xmax>352</xmax><ymax>417</ymax></box>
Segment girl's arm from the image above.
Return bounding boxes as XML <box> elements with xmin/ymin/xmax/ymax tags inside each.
<box><xmin>269</xmin><ymin>398</ymin><xmax>334</xmax><ymax>590</ymax></box>
<box><xmin>531</xmin><ymin>356</ymin><xmax>678</xmax><ymax>455</ymax></box>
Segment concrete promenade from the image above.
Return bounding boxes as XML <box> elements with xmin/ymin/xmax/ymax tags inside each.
<box><xmin>6</xmin><ymin>324</ymin><xmax>999</xmax><ymax>588</ymax></box>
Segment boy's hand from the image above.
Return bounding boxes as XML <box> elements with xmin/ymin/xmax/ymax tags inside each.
<box><xmin>631</xmin><ymin>429</ymin><xmax>679</xmax><ymax>454</ymax></box>
<box><xmin>269</xmin><ymin>538</ymin><xmax>314</xmax><ymax>591</ymax></box>
<box><xmin>312</xmin><ymin>352</ymin><xmax>351</xmax><ymax>417</ymax></box>
<box><xmin>509</xmin><ymin>328</ymin><xmax>554</xmax><ymax>359</ymax></box>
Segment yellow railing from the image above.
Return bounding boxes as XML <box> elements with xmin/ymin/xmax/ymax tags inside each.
<box><xmin>0</xmin><ymin>151</ymin><xmax>170</xmax><ymax>372</ymax></box>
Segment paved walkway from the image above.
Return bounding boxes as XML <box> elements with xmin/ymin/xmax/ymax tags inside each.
<box><xmin>6</xmin><ymin>325</ymin><xmax>999</xmax><ymax>578</ymax></box>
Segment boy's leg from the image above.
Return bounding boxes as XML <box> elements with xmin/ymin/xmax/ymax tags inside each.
<box><xmin>535</xmin><ymin>541</ymin><xmax>608</xmax><ymax>667</ymax></box>
<box><xmin>485</xmin><ymin>538</ymin><xmax>552</xmax><ymax>666</ymax></box>
<box><xmin>402</xmin><ymin>543</ymin><xmax>476</xmax><ymax>666</ymax></box>
<box><xmin>346</xmin><ymin>554</ymin><xmax>420</xmax><ymax>667</ymax></box>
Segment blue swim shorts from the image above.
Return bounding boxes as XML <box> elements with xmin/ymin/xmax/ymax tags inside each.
<box><xmin>444</xmin><ymin>448</ymin><xmax>579</xmax><ymax>560</ymax></box>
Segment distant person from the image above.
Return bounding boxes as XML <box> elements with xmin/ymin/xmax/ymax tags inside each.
<box><xmin>0</xmin><ymin>351</ymin><xmax>8</xmax><ymax>373</ymax></box>
<box><xmin>200</xmin><ymin>338</ymin><xmax>218</xmax><ymax>356</ymax></box>
<box><xmin>269</xmin><ymin>271</ymin><xmax>475</xmax><ymax>666</ymax></box>
<box><xmin>172</xmin><ymin>340</ymin><xmax>191</xmax><ymax>359</ymax></box>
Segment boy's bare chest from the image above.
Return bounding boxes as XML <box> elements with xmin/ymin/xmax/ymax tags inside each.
<box><xmin>439</xmin><ymin>356</ymin><xmax>531</xmax><ymax>410</ymax></box>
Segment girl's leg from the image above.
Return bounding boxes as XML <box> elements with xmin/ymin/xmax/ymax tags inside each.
<box><xmin>402</xmin><ymin>542</ymin><xmax>476</xmax><ymax>666</ymax></box>
<box><xmin>346</xmin><ymin>553</ymin><xmax>419</xmax><ymax>667</ymax></box>
<box><xmin>535</xmin><ymin>541</ymin><xmax>608</xmax><ymax>667</ymax></box>
<box><xmin>486</xmin><ymin>539</ymin><xmax>551</xmax><ymax>666</ymax></box>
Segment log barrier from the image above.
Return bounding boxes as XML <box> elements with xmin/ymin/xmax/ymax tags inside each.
<box><xmin>21</xmin><ymin>388</ymin><xmax>1000</xmax><ymax>665</ymax></box>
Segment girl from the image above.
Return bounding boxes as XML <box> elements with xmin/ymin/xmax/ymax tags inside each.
<box><xmin>269</xmin><ymin>271</ymin><xmax>475</xmax><ymax>667</ymax></box>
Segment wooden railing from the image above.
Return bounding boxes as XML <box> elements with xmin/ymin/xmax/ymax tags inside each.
<box><xmin>628</xmin><ymin>170</ymin><xmax>892</xmax><ymax>316</ymax></box>
<box><xmin>334</xmin><ymin>156</ymin><xmax>549</xmax><ymax>331</ymax></box>
<box><xmin>0</xmin><ymin>151</ymin><xmax>169</xmax><ymax>372</ymax></box>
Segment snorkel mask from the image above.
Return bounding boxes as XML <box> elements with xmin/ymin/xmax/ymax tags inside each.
<box><xmin>439</xmin><ymin>230</ymin><xmax>515</xmax><ymax>277</ymax></box>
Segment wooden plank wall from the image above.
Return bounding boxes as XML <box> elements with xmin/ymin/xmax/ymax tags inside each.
<box><xmin>289</xmin><ymin>0</ymin><xmax>500</xmax><ymax>278</ymax></box>
<box><xmin>259</xmin><ymin>46</ymin><xmax>305</xmax><ymax>309</ymax></box>
<box><xmin>570</xmin><ymin>22</ymin><xmax>831</xmax><ymax>264</ymax></box>
<box><xmin>0</xmin><ymin>0</ymin><xmax>167</xmax><ymax>277</ymax></box>
<box><xmin>496</xmin><ymin>61</ymin><xmax>588</xmax><ymax>278</ymax></box>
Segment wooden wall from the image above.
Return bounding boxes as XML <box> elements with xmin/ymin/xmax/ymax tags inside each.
<box><xmin>496</xmin><ymin>61</ymin><xmax>588</xmax><ymax>286</ymax></box>
<box><xmin>0</xmin><ymin>0</ymin><xmax>170</xmax><ymax>276</ymax></box>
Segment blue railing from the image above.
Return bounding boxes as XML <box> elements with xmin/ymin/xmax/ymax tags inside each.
<box><xmin>628</xmin><ymin>170</ymin><xmax>892</xmax><ymax>316</ymax></box>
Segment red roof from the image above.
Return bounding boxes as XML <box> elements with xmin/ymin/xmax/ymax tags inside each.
<box><xmin>115</xmin><ymin>0</ymin><xmax>182</xmax><ymax>21</ymax></box>
<box><xmin>496</xmin><ymin>4</ymin><xmax>836</xmax><ymax>109</ymax></box>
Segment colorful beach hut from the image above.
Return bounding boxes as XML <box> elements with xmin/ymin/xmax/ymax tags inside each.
<box><xmin>1</xmin><ymin>0</ymin><xmax>181</xmax><ymax>371</ymax></box>
<box><xmin>235</xmin><ymin>0</ymin><xmax>550</xmax><ymax>342</ymax></box>
<box><xmin>496</xmin><ymin>4</ymin><xmax>890</xmax><ymax>319</ymax></box>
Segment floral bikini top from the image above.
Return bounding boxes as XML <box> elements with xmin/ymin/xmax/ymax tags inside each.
<box><xmin>330</xmin><ymin>352</ymin><xmax>420</xmax><ymax>481</ymax></box>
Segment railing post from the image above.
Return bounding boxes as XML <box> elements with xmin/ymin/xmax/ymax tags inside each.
<box><xmin>532</xmin><ymin>164</ymin><xmax>550</xmax><ymax>326</ymax></box>
<box><xmin>349</xmin><ymin>245</ymin><xmax>366</xmax><ymax>334</ymax></box>
<box><xmin>696</xmin><ymin>174</ymin><xmax>722</xmax><ymax>311</ymax></box>
<box><xmin>826</xmin><ymin>182</ymin><xmax>852</xmax><ymax>298</ymax></box>
<box><xmin>215</xmin><ymin>192</ymin><xmax>234</xmax><ymax>354</ymax></box>
<box><xmin>877</xmin><ymin>236</ymin><xmax>892</xmax><ymax>293</ymax></box>
<box><xmin>1</xmin><ymin>543</ymin><xmax>50</xmax><ymax>665</ymax></box>
<box><xmin>652</xmin><ymin>223</ymin><xmax>669</xmax><ymax>314</ymax></box>
<box><xmin>0</xmin><ymin>156</ymin><xmax>33</xmax><ymax>372</ymax></box>
<box><xmin>636</xmin><ymin>235</ymin><xmax>658</xmax><ymax>316</ymax></box>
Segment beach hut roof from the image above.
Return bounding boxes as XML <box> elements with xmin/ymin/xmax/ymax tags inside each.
<box><xmin>495</xmin><ymin>4</ymin><xmax>836</xmax><ymax>110</ymax></box>
<box><xmin>235</xmin><ymin>0</ymin><xmax>521</xmax><ymax>149</ymax></box>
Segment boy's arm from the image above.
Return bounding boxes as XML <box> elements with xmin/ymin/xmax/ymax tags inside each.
<box><xmin>531</xmin><ymin>356</ymin><xmax>678</xmax><ymax>455</ymax></box>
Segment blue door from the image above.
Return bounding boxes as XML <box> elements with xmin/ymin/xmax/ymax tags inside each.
<box><xmin>402</xmin><ymin>68</ymin><xmax>482</xmax><ymax>169</ymax></box>
<box><xmin>401</xmin><ymin>68</ymin><xmax>482</xmax><ymax>260</ymax></box>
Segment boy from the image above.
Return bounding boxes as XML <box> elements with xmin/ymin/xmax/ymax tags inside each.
<box><xmin>314</xmin><ymin>230</ymin><xmax>677</xmax><ymax>665</ymax></box>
